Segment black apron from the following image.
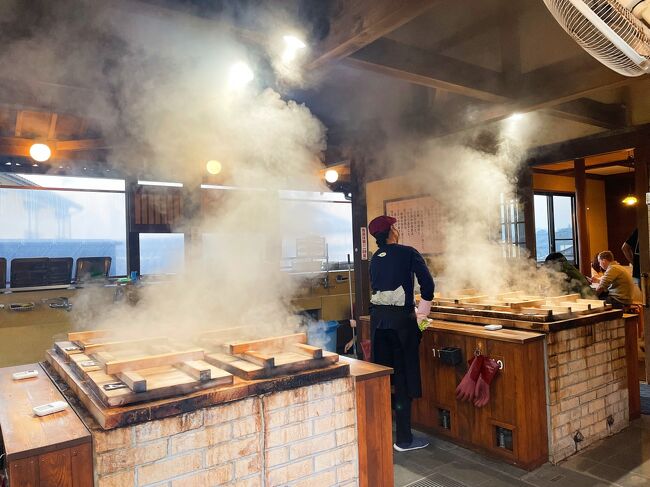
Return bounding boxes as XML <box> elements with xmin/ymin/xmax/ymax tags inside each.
<box><xmin>370</xmin><ymin>304</ymin><xmax>423</xmax><ymax>398</ymax></box>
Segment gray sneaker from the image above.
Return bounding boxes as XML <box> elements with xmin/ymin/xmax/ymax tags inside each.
<box><xmin>393</xmin><ymin>437</ymin><xmax>429</xmax><ymax>452</ymax></box>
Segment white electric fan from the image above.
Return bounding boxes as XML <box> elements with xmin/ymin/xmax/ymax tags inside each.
<box><xmin>543</xmin><ymin>0</ymin><xmax>650</xmax><ymax>76</ymax></box>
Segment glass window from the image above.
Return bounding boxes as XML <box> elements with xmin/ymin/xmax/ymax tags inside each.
<box><xmin>200</xmin><ymin>187</ymin><xmax>353</xmax><ymax>272</ymax></box>
<box><xmin>534</xmin><ymin>193</ymin><xmax>577</xmax><ymax>264</ymax></box>
<box><xmin>139</xmin><ymin>233</ymin><xmax>185</xmax><ymax>275</ymax></box>
<box><xmin>499</xmin><ymin>193</ymin><xmax>526</xmax><ymax>258</ymax></box>
<box><xmin>279</xmin><ymin>193</ymin><xmax>353</xmax><ymax>272</ymax></box>
<box><xmin>0</xmin><ymin>175</ymin><xmax>127</xmax><ymax>284</ymax></box>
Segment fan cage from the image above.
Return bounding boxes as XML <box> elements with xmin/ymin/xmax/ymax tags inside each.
<box><xmin>544</xmin><ymin>0</ymin><xmax>650</xmax><ymax>76</ymax></box>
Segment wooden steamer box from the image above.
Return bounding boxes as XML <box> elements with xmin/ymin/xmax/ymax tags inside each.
<box><xmin>412</xmin><ymin>323</ymin><xmax>548</xmax><ymax>470</ymax></box>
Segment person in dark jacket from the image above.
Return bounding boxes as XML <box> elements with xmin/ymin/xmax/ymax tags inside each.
<box><xmin>368</xmin><ymin>215</ymin><xmax>435</xmax><ymax>452</ymax></box>
<box><xmin>544</xmin><ymin>252</ymin><xmax>595</xmax><ymax>298</ymax></box>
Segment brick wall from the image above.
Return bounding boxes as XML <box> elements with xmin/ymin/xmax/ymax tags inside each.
<box><xmin>94</xmin><ymin>377</ymin><xmax>358</xmax><ymax>487</ymax></box>
<box><xmin>547</xmin><ymin>319</ymin><xmax>629</xmax><ymax>463</ymax></box>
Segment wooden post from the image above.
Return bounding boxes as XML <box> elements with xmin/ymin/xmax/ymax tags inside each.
<box><xmin>574</xmin><ymin>158</ymin><xmax>591</xmax><ymax>274</ymax></box>
<box><xmin>519</xmin><ymin>165</ymin><xmax>536</xmax><ymax>258</ymax></box>
<box><xmin>126</xmin><ymin>179</ymin><xmax>140</xmax><ymax>276</ymax></box>
<box><xmin>351</xmin><ymin>157</ymin><xmax>370</xmax><ymax>324</ymax></box>
<box><xmin>634</xmin><ymin>142</ymin><xmax>650</xmax><ymax>381</ymax></box>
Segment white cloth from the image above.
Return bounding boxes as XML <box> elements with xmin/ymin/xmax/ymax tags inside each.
<box><xmin>370</xmin><ymin>286</ymin><xmax>406</xmax><ymax>306</ymax></box>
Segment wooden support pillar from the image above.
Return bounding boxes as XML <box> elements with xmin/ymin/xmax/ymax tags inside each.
<box><xmin>574</xmin><ymin>158</ymin><xmax>591</xmax><ymax>274</ymax></box>
<box><xmin>126</xmin><ymin>179</ymin><xmax>140</xmax><ymax>276</ymax></box>
<box><xmin>350</xmin><ymin>157</ymin><xmax>370</xmax><ymax>328</ymax></box>
<box><xmin>634</xmin><ymin>143</ymin><xmax>650</xmax><ymax>381</ymax></box>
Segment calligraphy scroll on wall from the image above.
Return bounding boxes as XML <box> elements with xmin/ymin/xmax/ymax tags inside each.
<box><xmin>384</xmin><ymin>195</ymin><xmax>445</xmax><ymax>255</ymax></box>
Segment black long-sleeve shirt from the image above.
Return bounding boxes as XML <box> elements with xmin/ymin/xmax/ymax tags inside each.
<box><xmin>369</xmin><ymin>243</ymin><xmax>434</xmax><ymax>308</ymax></box>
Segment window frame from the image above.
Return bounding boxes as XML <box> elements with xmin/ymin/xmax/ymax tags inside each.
<box><xmin>534</xmin><ymin>191</ymin><xmax>579</xmax><ymax>264</ymax></box>
<box><xmin>0</xmin><ymin>174</ymin><xmax>129</xmax><ymax>280</ymax></box>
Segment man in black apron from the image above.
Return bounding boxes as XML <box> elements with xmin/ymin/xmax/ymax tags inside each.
<box><xmin>368</xmin><ymin>215</ymin><xmax>435</xmax><ymax>452</ymax></box>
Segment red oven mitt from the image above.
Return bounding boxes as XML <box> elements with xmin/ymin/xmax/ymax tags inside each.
<box><xmin>473</xmin><ymin>357</ymin><xmax>500</xmax><ymax>408</ymax></box>
<box><xmin>456</xmin><ymin>355</ymin><xmax>484</xmax><ymax>402</ymax></box>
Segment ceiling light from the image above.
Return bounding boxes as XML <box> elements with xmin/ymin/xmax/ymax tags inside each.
<box><xmin>228</xmin><ymin>62</ymin><xmax>254</xmax><ymax>89</ymax></box>
<box><xmin>508</xmin><ymin>113</ymin><xmax>524</xmax><ymax>121</ymax></box>
<box><xmin>138</xmin><ymin>180</ymin><xmax>184</xmax><ymax>187</ymax></box>
<box><xmin>622</xmin><ymin>194</ymin><xmax>638</xmax><ymax>206</ymax></box>
<box><xmin>622</xmin><ymin>153</ymin><xmax>637</xmax><ymax>206</ymax></box>
<box><xmin>325</xmin><ymin>169</ymin><xmax>339</xmax><ymax>183</ymax></box>
<box><xmin>282</xmin><ymin>35</ymin><xmax>307</xmax><ymax>63</ymax></box>
<box><xmin>206</xmin><ymin>160</ymin><xmax>222</xmax><ymax>175</ymax></box>
<box><xmin>29</xmin><ymin>143</ymin><xmax>51</xmax><ymax>162</ymax></box>
<box><xmin>4</xmin><ymin>162</ymin><xmax>11</xmax><ymax>166</ymax></box>
<box><xmin>32</xmin><ymin>163</ymin><xmax>38</xmax><ymax>167</ymax></box>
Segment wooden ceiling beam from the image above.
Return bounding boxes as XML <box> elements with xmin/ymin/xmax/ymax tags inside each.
<box><xmin>544</xmin><ymin>98</ymin><xmax>628</xmax><ymax>130</ymax></box>
<box><xmin>552</xmin><ymin>159</ymin><xmax>635</xmax><ymax>176</ymax></box>
<box><xmin>0</xmin><ymin>77</ymin><xmax>113</xmax><ymax>121</ymax></box>
<box><xmin>47</xmin><ymin>113</ymin><xmax>58</xmax><ymax>140</ymax></box>
<box><xmin>461</xmin><ymin>59</ymin><xmax>635</xmax><ymax>129</ymax></box>
<box><xmin>527</xmin><ymin>123</ymin><xmax>650</xmax><ymax>166</ymax></box>
<box><xmin>56</xmin><ymin>139</ymin><xmax>110</xmax><ymax>152</ymax></box>
<box><xmin>308</xmin><ymin>0</ymin><xmax>440</xmax><ymax>69</ymax></box>
<box><xmin>343</xmin><ymin>37</ymin><xmax>628</xmax><ymax>130</ymax></box>
<box><xmin>0</xmin><ymin>136</ymin><xmax>109</xmax><ymax>154</ymax></box>
<box><xmin>343</xmin><ymin>38</ymin><xmax>510</xmax><ymax>103</ymax></box>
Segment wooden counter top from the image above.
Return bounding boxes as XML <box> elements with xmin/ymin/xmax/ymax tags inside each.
<box><xmin>0</xmin><ymin>363</ymin><xmax>90</xmax><ymax>462</ymax></box>
<box><xmin>427</xmin><ymin>309</ymin><xmax>624</xmax><ymax>332</ymax></box>
<box><xmin>426</xmin><ymin>320</ymin><xmax>545</xmax><ymax>343</ymax></box>
<box><xmin>43</xmin><ymin>350</ymin><xmax>350</xmax><ymax>430</ymax></box>
<box><xmin>339</xmin><ymin>356</ymin><xmax>392</xmax><ymax>382</ymax></box>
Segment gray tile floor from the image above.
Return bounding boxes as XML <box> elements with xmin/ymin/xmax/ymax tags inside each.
<box><xmin>395</xmin><ymin>417</ymin><xmax>650</xmax><ymax>487</ymax></box>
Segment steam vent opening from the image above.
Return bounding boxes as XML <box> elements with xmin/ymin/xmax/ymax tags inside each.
<box><xmin>0</xmin><ymin>1</ymin><xmax>649</xmax><ymax>486</ymax></box>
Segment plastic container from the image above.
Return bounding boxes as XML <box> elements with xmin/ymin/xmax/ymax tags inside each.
<box><xmin>307</xmin><ymin>320</ymin><xmax>339</xmax><ymax>353</ymax></box>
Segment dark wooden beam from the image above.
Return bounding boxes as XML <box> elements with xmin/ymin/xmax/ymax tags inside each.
<box><xmin>308</xmin><ymin>0</ymin><xmax>440</xmax><ymax>69</ymax></box>
<box><xmin>531</xmin><ymin>167</ymin><xmax>606</xmax><ymax>181</ymax></box>
<box><xmin>462</xmin><ymin>57</ymin><xmax>635</xmax><ymax>128</ymax></box>
<box><xmin>344</xmin><ymin>38</ymin><xmax>629</xmax><ymax>129</ymax></box>
<box><xmin>0</xmin><ymin>77</ymin><xmax>113</xmax><ymax>121</ymax></box>
<box><xmin>57</xmin><ymin>139</ymin><xmax>110</xmax><ymax>152</ymax></box>
<box><xmin>553</xmin><ymin>159</ymin><xmax>634</xmax><ymax>176</ymax></box>
<box><xmin>343</xmin><ymin>38</ymin><xmax>509</xmax><ymax>103</ymax></box>
<box><xmin>527</xmin><ymin>123</ymin><xmax>650</xmax><ymax>166</ymax></box>
<box><xmin>544</xmin><ymin>98</ymin><xmax>627</xmax><ymax>130</ymax></box>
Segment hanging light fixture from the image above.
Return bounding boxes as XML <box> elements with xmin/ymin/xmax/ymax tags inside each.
<box><xmin>29</xmin><ymin>143</ymin><xmax>52</xmax><ymax>162</ymax></box>
<box><xmin>622</xmin><ymin>152</ymin><xmax>638</xmax><ymax>206</ymax></box>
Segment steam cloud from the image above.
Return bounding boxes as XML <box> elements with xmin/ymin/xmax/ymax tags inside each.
<box><xmin>1</xmin><ymin>0</ymin><xmax>584</xmax><ymax>346</ymax></box>
<box><xmin>1</xmin><ymin>0</ymin><xmax>331</xmax><ymax>342</ymax></box>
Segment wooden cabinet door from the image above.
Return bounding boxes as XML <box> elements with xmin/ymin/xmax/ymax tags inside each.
<box><xmin>70</xmin><ymin>444</ymin><xmax>93</xmax><ymax>487</ymax></box>
<box><xmin>431</xmin><ymin>331</ymin><xmax>467</xmax><ymax>437</ymax></box>
<box><xmin>9</xmin><ymin>457</ymin><xmax>39</xmax><ymax>487</ymax></box>
<box><xmin>39</xmin><ymin>449</ymin><xmax>72</xmax><ymax>487</ymax></box>
<box><xmin>413</xmin><ymin>329</ymin><xmax>438</xmax><ymax>429</ymax></box>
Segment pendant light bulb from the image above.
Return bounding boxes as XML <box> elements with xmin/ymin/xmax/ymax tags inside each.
<box><xmin>29</xmin><ymin>143</ymin><xmax>51</xmax><ymax>162</ymax></box>
<box><xmin>622</xmin><ymin>194</ymin><xmax>638</xmax><ymax>206</ymax></box>
<box><xmin>325</xmin><ymin>169</ymin><xmax>339</xmax><ymax>183</ymax></box>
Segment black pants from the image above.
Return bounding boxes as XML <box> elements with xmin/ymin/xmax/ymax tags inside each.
<box><xmin>605</xmin><ymin>295</ymin><xmax>628</xmax><ymax>309</ymax></box>
<box><xmin>373</xmin><ymin>328</ymin><xmax>413</xmax><ymax>445</ymax></box>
